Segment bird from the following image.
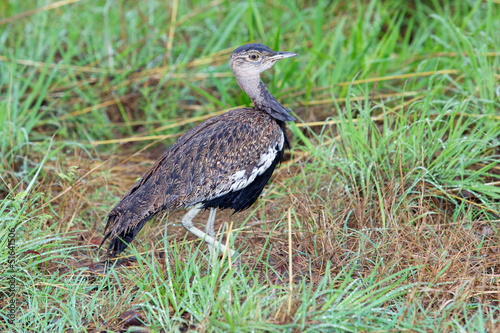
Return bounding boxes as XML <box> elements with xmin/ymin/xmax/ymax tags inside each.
<box><xmin>100</xmin><ymin>43</ymin><xmax>297</xmax><ymax>262</ymax></box>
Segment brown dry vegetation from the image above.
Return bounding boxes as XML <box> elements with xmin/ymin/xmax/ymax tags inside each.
<box><xmin>1</xmin><ymin>0</ymin><xmax>500</xmax><ymax>331</ymax></box>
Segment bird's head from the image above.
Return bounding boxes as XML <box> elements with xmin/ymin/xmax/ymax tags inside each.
<box><xmin>229</xmin><ymin>43</ymin><xmax>297</xmax><ymax>77</ymax></box>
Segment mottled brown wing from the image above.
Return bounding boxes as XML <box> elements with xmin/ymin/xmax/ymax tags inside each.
<box><xmin>102</xmin><ymin>108</ymin><xmax>283</xmax><ymax>254</ymax></box>
<box><xmin>172</xmin><ymin>108</ymin><xmax>284</xmax><ymax>207</ymax></box>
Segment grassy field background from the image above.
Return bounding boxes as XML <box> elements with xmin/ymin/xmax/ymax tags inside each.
<box><xmin>1</xmin><ymin>0</ymin><xmax>500</xmax><ymax>331</ymax></box>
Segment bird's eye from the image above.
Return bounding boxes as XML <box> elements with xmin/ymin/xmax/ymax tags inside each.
<box><xmin>249</xmin><ymin>53</ymin><xmax>260</xmax><ymax>61</ymax></box>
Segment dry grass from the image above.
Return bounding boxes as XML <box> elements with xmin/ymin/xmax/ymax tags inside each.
<box><xmin>1</xmin><ymin>0</ymin><xmax>500</xmax><ymax>331</ymax></box>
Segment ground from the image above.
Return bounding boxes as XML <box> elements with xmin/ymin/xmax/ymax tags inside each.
<box><xmin>1</xmin><ymin>0</ymin><xmax>500</xmax><ymax>331</ymax></box>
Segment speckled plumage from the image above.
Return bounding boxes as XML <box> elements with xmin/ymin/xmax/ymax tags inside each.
<box><xmin>101</xmin><ymin>43</ymin><xmax>296</xmax><ymax>257</ymax></box>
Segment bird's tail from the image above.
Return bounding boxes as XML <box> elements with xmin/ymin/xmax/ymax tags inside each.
<box><xmin>99</xmin><ymin>150</ymin><xmax>176</xmax><ymax>256</ymax></box>
<box><xmin>99</xmin><ymin>196</ymin><xmax>158</xmax><ymax>256</ymax></box>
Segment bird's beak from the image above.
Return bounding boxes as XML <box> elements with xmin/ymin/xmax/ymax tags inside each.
<box><xmin>269</xmin><ymin>51</ymin><xmax>297</xmax><ymax>61</ymax></box>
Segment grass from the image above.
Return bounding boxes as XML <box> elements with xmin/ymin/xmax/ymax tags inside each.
<box><xmin>1</xmin><ymin>0</ymin><xmax>500</xmax><ymax>331</ymax></box>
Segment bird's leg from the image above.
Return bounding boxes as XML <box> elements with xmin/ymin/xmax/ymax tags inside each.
<box><xmin>205</xmin><ymin>208</ymin><xmax>218</xmax><ymax>264</ymax></box>
<box><xmin>181</xmin><ymin>205</ymin><xmax>237</xmax><ymax>261</ymax></box>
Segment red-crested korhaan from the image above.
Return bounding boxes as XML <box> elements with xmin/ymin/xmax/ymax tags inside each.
<box><xmin>101</xmin><ymin>43</ymin><xmax>297</xmax><ymax>261</ymax></box>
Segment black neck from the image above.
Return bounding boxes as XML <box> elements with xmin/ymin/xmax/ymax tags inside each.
<box><xmin>253</xmin><ymin>82</ymin><xmax>295</xmax><ymax>122</ymax></box>
<box><xmin>236</xmin><ymin>74</ymin><xmax>295</xmax><ymax>122</ymax></box>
